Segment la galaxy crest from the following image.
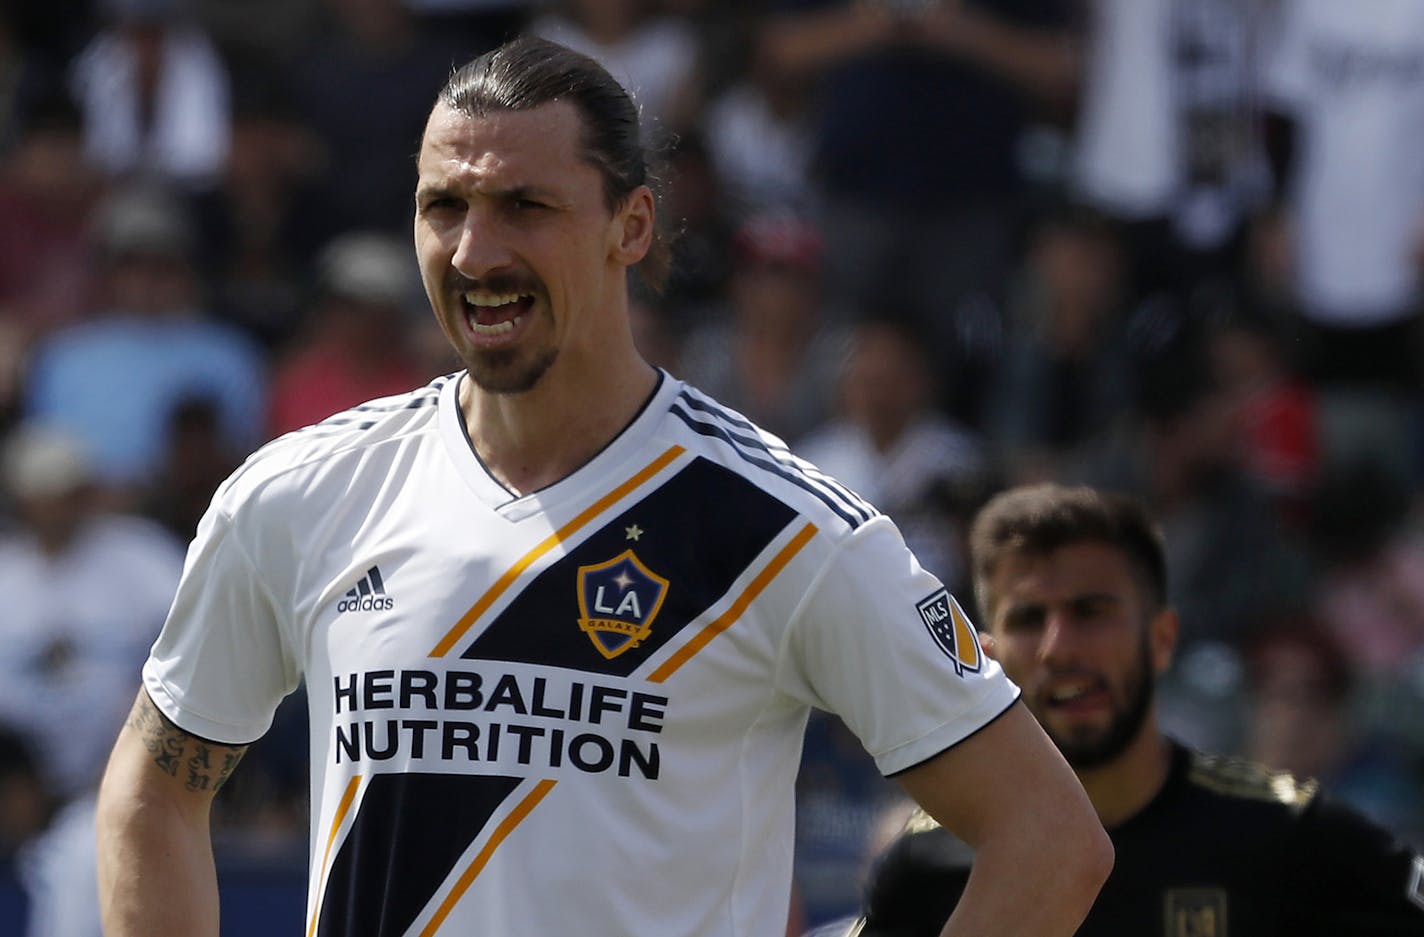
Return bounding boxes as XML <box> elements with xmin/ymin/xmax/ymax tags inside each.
<box><xmin>916</xmin><ymin>588</ymin><xmax>982</xmax><ymax>677</ymax></box>
<box><xmin>576</xmin><ymin>550</ymin><xmax>669</xmax><ymax>659</ymax></box>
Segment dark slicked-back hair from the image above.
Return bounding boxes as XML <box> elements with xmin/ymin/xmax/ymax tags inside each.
<box><xmin>970</xmin><ymin>483</ymin><xmax>1168</xmax><ymax>620</ymax></box>
<box><xmin>435</xmin><ymin>35</ymin><xmax>672</xmax><ymax>292</ymax></box>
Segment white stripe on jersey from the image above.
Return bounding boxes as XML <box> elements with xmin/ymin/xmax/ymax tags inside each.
<box><xmin>670</xmin><ymin>385</ymin><xmax>878</xmax><ymax>528</ymax></box>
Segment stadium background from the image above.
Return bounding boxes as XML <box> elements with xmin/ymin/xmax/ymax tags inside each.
<box><xmin>1</xmin><ymin>0</ymin><xmax>1422</xmax><ymax>934</ymax></box>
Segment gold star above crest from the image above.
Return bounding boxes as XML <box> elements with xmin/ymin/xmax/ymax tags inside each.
<box><xmin>625</xmin><ymin>524</ymin><xmax>644</xmax><ymax>541</ymax></box>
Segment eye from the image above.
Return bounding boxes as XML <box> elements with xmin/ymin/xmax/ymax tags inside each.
<box><xmin>1001</xmin><ymin>607</ymin><xmax>1045</xmax><ymax>634</ymax></box>
<box><xmin>513</xmin><ymin>197</ymin><xmax>546</xmax><ymax>211</ymax></box>
<box><xmin>419</xmin><ymin>195</ymin><xmax>464</xmax><ymax>214</ymax></box>
<box><xmin>1070</xmin><ymin>596</ymin><xmax>1114</xmax><ymax>623</ymax></box>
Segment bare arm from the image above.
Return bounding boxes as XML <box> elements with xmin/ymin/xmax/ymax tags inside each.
<box><xmin>96</xmin><ymin>688</ymin><xmax>248</xmax><ymax>937</ymax></box>
<box><xmin>895</xmin><ymin>702</ymin><xmax>1111</xmax><ymax>937</ymax></box>
<box><xmin>762</xmin><ymin>4</ymin><xmax>901</xmax><ymax>77</ymax></box>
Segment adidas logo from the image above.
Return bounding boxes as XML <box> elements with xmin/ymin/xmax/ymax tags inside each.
<box><xmin>337</xmin><ymin>566</ymin><xmax>395</xmax><ymax>613</ymax></box>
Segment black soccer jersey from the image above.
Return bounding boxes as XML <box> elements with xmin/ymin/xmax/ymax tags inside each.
<box><xmin>860</xmin><ymin>742</ymin><xmax>1424</xmax><ymax>936</ymax></box>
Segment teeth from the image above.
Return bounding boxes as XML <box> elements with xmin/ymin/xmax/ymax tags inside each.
<box><xmin>471</xmin><ymin>315</ymin><xmax>521</xmax><ymax>335</ymax></box>
<box><xmin>1049</xmin><ymin>682</ymin><xmax>1093</xmax><ymax>703</ymax></box>
<box><xmin>464</xmin><ymin>291</ymin><xmax>528</xmax><ymax>307</ymax></box>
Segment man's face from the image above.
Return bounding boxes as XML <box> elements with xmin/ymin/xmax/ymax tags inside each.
<box><xmin>982</xmin><ymin>541</ymin><xmax>1176</xmax><ymax>769</ymax></box>
<box><xmin>414</xmin><ymin>100</ymin><xmax>644</xmax><ymax>394</ymax></box>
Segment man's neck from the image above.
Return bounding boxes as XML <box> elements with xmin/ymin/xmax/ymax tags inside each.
<box><xmin>1075</xmin><ymin>722</ymin><xmax>1174</xmax><ymax>830</ymax></box>
<box><xmin>461</xmin><ymin>351</ymin><xmax>659</xmax><ymax>495</ymax></box>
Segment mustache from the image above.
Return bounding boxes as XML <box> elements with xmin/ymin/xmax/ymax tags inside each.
<box><xmin>445</xmin><ymin>272</ymin><xmax>539</xmax><ymax>295</ymax></box>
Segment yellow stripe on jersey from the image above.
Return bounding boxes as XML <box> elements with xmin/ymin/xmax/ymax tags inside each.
<box><xmin>428</xmin><ymin>445</ymin><xmax>686</xmax><ymax>658</ymax></box>
<box><xmin>419</xmin><ymin>778</ymin><xmax>558</xmax><ymax>936</ymax></box>
<box><xmin>307</xmin><ymin>775</ymin><xmax>363</xmax><ymax>937</ymax></box>
<box><xmin>950</xmin><ymin>595</ymin><xmax>981</xmax><ymax>672</ymax></box>
<box><xmin>647</xmin><ymin>521</ymin><xmax>818</xmax><ymax>683</ymax></box>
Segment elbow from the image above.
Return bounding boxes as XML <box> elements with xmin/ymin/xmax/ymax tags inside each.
<box><xmin>1035</xmin><ymin>809</ymin><xmax>1112</xmax><ymax>923</ymax></box>
<box><xmin>1073</xmin><ymin>823</ymin><xmax>1114</xmax><ymax>909</ymax></box>
<box><xmin>1090</xmin><ymin>825</ymin><xmax>1115</xmax><ymax>886</ymax></box>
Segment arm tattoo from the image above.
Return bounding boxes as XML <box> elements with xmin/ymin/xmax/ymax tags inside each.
<box><xmin>127</xmin><ymin>693</ymin><xmax>248</xmax><ymax>794</ymax></box>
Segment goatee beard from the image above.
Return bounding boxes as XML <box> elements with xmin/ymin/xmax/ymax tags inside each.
<box><xmin>466</xmin><ymin>345</ymin><xmax>559</xmax><ymax>395</ymax></box>
<box><xmin>1054</xmin><ymin>635</ymin><xmax>1156</xmax><ymax>770</ymax></box>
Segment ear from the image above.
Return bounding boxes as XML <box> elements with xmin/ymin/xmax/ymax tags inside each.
<box><xmin>979</xmin><ymin>631</ymin><xmax>999</xmax><ymax>661</ymax></box>
<box><xmin>609</xmin><ymin>184</ymin><xmax>655</xmax><ymax>266</ymax></box>
<box><xmin>1149</xmin><ymin>607</ymin><xmax>1179</xmax><ymax>676</ymax></box>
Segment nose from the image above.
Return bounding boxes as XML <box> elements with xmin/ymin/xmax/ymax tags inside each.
<box><xmin>1037</xmin><ymin>611</ymin><xmax>1078</xmax><ymax>666</ymax></box>
<box><xmin>452</xmin><ymin>209</ymin><xmax>514</xmax><ymax>281</ymax></box>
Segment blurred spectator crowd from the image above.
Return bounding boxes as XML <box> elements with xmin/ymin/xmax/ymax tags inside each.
<box><xmin>2</xmin><ymin>0</ymin><xmax>1424</xmax><ymax>933</ymax></box>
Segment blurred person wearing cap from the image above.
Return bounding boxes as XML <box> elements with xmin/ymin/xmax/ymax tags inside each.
<box><xmin>856</xmin><ymin>483</ymin><xmax>1424</xmax><ymax>937</ymax></box>
<box><xmin>678</xmin><ymin>212</ymin><xmax>845</xmax><ymax>443</ymax></box>
<box><xmin>22</xmin><ymin>182</ymin><xmax>266</xmax><ymax>493</ymax></box>
<box><xmin>266</xmin><ymin>231</ymin><xmax>443</xmax><ymax>437</ymax></box>
<box><xmin>0</xmin><ymin>424</ymin><xmax>183</xmax><ymax>800</ymax></box>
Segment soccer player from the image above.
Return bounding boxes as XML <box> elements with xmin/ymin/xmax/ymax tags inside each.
<box><xmin>94</xmin><ymin>37</ymin><xmax>1110</xmax><ymax>937</ymax></box>
<box><xmin>858</xmin><ymin>483</ymin><xmax>1424</xmax><ymax>936</ymax></box>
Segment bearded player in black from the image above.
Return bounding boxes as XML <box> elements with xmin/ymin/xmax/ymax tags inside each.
<box><xmin>858</xmin><ymin>484</ymin><xmax>1424</xmax><ymax>937</ymax></box>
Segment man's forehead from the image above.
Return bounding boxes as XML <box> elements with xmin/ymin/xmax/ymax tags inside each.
<box><xmin>992</xmin><ymin>542</ymin><xmax>1136</xmax><ymax>602</ymax></box>
<box><xmin>417</xmin><ymin>101</ymin><xmax>597</xmax><ymax>195</ymax></box>
<box><xmin>421</xmin><ymin>100</ymin><xmax>582</xmax><ymax>157</ymax></box>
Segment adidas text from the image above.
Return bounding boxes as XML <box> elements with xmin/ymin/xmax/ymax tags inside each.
<box><xmin>338</xmin><ymin>595</ymin><xmax>395</xmax><ymax>613</ymax></box>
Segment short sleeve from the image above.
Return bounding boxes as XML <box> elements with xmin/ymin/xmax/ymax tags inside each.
<box><xmin>1282</xmin><ymin>794</ymin><xmax>1424</xmax><ymax>934</ymax></box>
<box><xmin>776</xmin><ymin>517</ymin><xmax>1019</xmax><ymax>776</ymax></box>
<box><xmin>142</xmin><ymin>501</ymin><xmax>300</xmax><ymax>745</ymax></box>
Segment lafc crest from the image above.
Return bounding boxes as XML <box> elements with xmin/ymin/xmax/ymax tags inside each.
<box><xmin>1165</xmin><ymin>888</ymin><xmax>1227</xmax><ymax>937</ymax></box>
<box><xmin>576</xmin><ymin>550</ymin><xmax>669</xmax><ymax>659</ymax></box>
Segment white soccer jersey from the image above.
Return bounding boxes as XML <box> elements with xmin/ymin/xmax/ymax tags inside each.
<box><xmin>1266</xmin><ymin>0</ymin><xmax>1424</xmax><ymax>324</ymax></box>
<box><xmin>143</xmin><ymin>372</ymin><xmax>1019</xmax><ymax>937</ymax></box>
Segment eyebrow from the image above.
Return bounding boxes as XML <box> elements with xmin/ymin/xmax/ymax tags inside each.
<box><xmin>1000</xmin><ymin>591</ymin><xmax>1121</xmax><ymax>618</ymax></box>
<box><xmin>414</xmin><ymin>182</ymin><xmax>564</xmax><ymax>205</ymax></box>
<box><xmin>414</xmin><ymin>183</ymin><xmax>453</xmax><ymax>203</ymax></box>
<box><xmin>1068</xmin><ymin>591</ymin><xmax>1119</xmax><ymax>604</ymax></box>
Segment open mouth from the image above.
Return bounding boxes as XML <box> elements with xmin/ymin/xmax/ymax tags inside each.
<box><xmin>1043</xmin><ymin>677</ymin><xmax>1109</xmax><ymax>712</ymax></box>
<box><xmin>462</xmin><ymin>291</ymin><xmax>535</xmax><ymax>336</ymax></box>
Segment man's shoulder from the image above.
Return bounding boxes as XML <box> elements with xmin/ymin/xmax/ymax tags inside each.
<box><xmin>1182</xmin><ymin>749</ymin><xmax>1320</xmax><ymax>813</ymax></box>
<box><xmin>1166</xmin><ymin>748</ymin><xmax>1421</xmax><ymax>874</ymax></box>
<box><xmin>213</xmin><ymin>377</ymin><xmax>452</xmax><ymax>511</ymax></box>
<box><xmin>1178</xmin><ymin>748</ymin><xmax>1424</xmax><ymax>926</ymax></box>
<box><xmin>662</xmin><ymin>378</ymin><xmax>880</xmax><ymax>537</ymax></box>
